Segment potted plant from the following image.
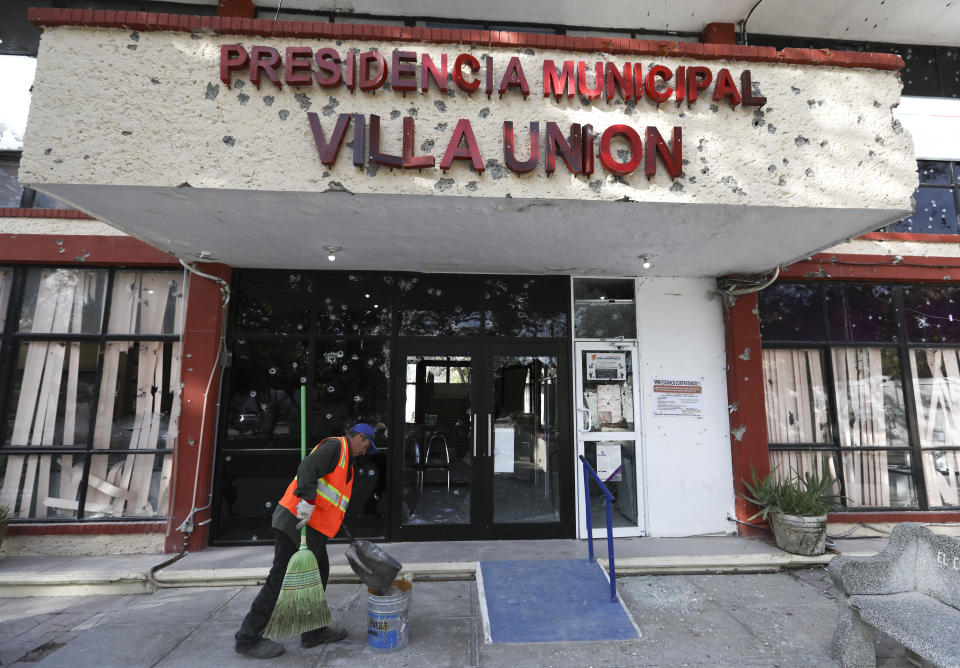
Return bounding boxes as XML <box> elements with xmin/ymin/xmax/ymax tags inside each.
<box><xmin>741</xmin><ymin>463</ymin><xmax>839</xmax><ymax>556</ymax></box>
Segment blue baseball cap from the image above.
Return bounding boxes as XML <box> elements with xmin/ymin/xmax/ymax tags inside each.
<box><xmin>352</xmin><ymin>423</ymin><xmax>378</xmax><ymax>454</ymax></box>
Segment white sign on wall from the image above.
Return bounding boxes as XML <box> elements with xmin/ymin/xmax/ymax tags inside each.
<box><xmin>653</xmin><ymin>378</ymin><xmax>703</xmax><ymax>418</ymax></box>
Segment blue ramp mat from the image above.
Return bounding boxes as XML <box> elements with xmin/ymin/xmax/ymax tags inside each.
<box><xmin>477</xmin><ymin>559</ymin><xmax>641</xmax><ymax>643</ymax></box>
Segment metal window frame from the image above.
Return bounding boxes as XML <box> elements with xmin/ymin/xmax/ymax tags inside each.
<box><xmin>0</xmin><ymin>265</ymin><xmax>183</xmax><ymax>522</ymax></box>
<box><xmin>762</xmin><ymin>279</ymin><xmax>960</xmax><ymax>512</ymax></box>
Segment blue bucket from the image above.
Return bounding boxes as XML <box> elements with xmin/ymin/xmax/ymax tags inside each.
<box><xmin>367</xmin><ymin>579</ymin><xmax>411</xmax><ymax>651</ymax></box>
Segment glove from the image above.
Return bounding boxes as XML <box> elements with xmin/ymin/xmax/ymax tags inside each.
<box><xmin>295</xmin><ymin>499</ymin><xmax>314</xmax><ymax>528</ymax></box>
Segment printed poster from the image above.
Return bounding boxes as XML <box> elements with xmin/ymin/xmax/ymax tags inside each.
<box><xmin>586</xmin><ymin>352</ymin><xmax>626</xmax><ymax>381</ymax></box>
<box><xmin>596</xmin><ymin>442</ymin><xmax>622</xmax><ymax>483</ymax></box>
<box><xmin>653</xmin><ymin>378</ymin><xmax>703</xmax><ymax>418</ymax></box>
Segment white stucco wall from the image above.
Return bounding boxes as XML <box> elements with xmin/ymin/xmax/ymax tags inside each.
<box><xmin>0</xmin><ymin>217</ymin><xmax>126</xmax><ymax>235</ymax></box>
<box><xmin>22</xmin><ymin>26</ymin><xmax>915</xmax><ymax>211</ymax></box>
<box><xmin>636</xmin><ymin>276</ymin><xmax>735</xmax><ymax>536</ymax></box>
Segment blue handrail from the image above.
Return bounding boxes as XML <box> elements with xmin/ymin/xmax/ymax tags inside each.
<box><xmin>579</xmin><ymin>454</ymin><xmax>617</xmax><ymax>603</ymax></box>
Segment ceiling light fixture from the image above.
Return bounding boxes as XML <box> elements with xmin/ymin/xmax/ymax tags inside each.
<box><xmin>641</xmin><ymin>256</ymin><xmax>652</xmax><ymax>269</ymax></box>
<box><xmin>324</xmin><ymin>245</ymin><xmax>341</xmax><ymax>262</ymax></box>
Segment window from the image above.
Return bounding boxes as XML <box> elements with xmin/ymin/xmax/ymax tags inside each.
<box><xmin>0</xmin><ymin>267</ymin><xmax>184</xmax><ymax>521</ymax></box>
<box><xmin>760</xmin><ymin>281</ymin><xmax>960</xmax><ymax>510</ymax></box>
<box><xmin>885</xmin><ymin>161</ymin><xmax>960</xmax><ymax>235</ymax></box>
<box><xmin>0</xmin><ymin>151</ymin><xmax>72</xmax><ymax>210</ymax></box>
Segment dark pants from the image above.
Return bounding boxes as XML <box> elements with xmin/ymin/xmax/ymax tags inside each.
<box><xmin>236</xmin><ymin>528</ymin><xmax>330</xmax><ymax>647</ymax></box>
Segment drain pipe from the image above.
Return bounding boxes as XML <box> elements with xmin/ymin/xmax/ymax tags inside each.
<box><xmin>147</xmin><ymin>549</ymin><xmax>190</xmax><ymax>590</ymax></box>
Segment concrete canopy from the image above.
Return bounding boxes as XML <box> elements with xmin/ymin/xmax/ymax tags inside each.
<box><xmin>38</xmin><ymin>184</ymin><xmax>906</xmax><ymax>277</ymax></box>
<box><xmin>21</xmin><ymin>24</ymin><xmax>916</xmax><ymax>276</ymax></box>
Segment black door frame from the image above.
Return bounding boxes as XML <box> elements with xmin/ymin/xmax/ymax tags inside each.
<box><xmin>390</xmin><ymin>337</ymin><xmax>574</xmax><ymax>541</ymax></box>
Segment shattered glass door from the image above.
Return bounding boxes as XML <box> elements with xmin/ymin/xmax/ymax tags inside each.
<box><xmin>401</xmin><ymin>355</ymin><xmax>474</xmax><ymax>527</ymax></box>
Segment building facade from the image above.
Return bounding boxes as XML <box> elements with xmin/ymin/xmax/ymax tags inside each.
<box><xmin>0</xmin><ymin>0</ymin><xmax>956</xmax><ymax>554</ymax></box>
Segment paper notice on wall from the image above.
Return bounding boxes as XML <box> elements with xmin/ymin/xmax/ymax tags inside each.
<box><xmin>653</xmin><ymin>378</ymin><xmax>703</xmax><ymax>417</ymax></box>
<box><xmin>596</xmin><ymin>442</ymin><xmax>622</xmax><ymax>483</ymax></box>
<box><xmin>586</xmin><ymin>352</ymin><xmax>626</xmax><ymax>380</ymax></box>
<box><xmin>597</xmin><ymin>384</ymin><xmax>622</xmax><ymax>425</ymax></box>
<box><xmin>493</xmin><ymin>427</ymin><xmax>515</xmax><ymax>473</ymax></box>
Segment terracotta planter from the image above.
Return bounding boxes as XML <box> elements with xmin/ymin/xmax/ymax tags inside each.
<box><xmin>769</xmin><ymin>512</ymin><xmax>827</xmax><ymax>556</ymax></box>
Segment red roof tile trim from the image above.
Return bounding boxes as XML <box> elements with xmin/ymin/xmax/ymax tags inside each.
<box><xmin>0</xmin><ymin>207</ymin><xmax>95</xmax><ymax>219</ymax></box>
<box><xmin>28</xmin><ymin>7</ymin><xmax>904</xmax><ymax>71</ymax></box>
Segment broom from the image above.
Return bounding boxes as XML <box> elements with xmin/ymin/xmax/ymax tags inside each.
<box><xmin>262</xmin><ymin>385</ymin><xmax>332</xmax><ymax>638</ymax></box>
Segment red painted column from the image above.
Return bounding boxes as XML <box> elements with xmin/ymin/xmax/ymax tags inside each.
<box><xmin>166</xmin><ymin>263</ymin><xmax>232</xmax><ymax>553</ymax></box>
<box><xmin>217</xmin><ymin>0</ymin><xmax>255</xmax><ymax>18</ymax></box>
<box><xmin>723</xmin><ymin>292</ymin><xmax>771</xmax><ymax>537</ymax></box>
<box><xmin>701</xmin><ymin>22</ymin><xmax>737</xmax><ymax>45</ymax></box>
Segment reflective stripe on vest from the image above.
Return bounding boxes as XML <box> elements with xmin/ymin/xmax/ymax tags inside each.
<box><xmin>316</xmin><ymin>477</ymin><xmax>350</xmax><ymax>512</ymax></box>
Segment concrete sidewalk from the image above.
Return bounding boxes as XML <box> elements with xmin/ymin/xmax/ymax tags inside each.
<box><xmin>0</xmin><ymin>534</ymin><xmax>888</xmax><ymax>597</ymax></box>
<box><xmin>0</xmin><ymin>566</ymin><xmax>913</xmax><ymax>667</ymax></box>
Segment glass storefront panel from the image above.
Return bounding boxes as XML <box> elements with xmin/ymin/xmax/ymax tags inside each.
<box><xmin>762</xmin><ymin>349</ymin><xmax>833</xmax><ymax>443</ymax></box>
<box><xmin>491</xmin><ymin>355</ymin><xmax>561</xmax><ymax>524</ymax></box>
<box><xmin>582</xmin><ymin>440</ymin><xmax>637</xmax><ymax>529</ymax></box>
<box><xmin>921</xmin><ymin>450</ymin><xmax>960</xmax><ymax>507</ymax></box>
<box><xmin>831</xmin><ymin>347</ymin><xmax>908</xmax><ymax>447</ymax></box>
<box><xmin>910</xmin><ymin>348</ymin><xmax>960</xmax><ymax>448</ymax></box>
<box><xmin>0</xmin><ymin>454</ymin><xmax>77</xmax><ymax>519</ymax></box>
<box><xmin>580</xmin><ymin>350</ymin><xmax>634</xmax><ymax>432</ymax></box>
<box><xmin>18</xmin><ymin>268</ymin><xmax>107</xmax><ymax>334</ymax></box>
<box><xmin>841</xmin><ymin>449</ymin><xmax>917</xmax><ymax>507</ymax></box>
<box><xmin>825</xmin><ymin>284</ymin><xmax>898</xmax><ymax>343</ymax></box>
<box><xmin>758</xmin><ymin>283</ymin><xmax>824</xmax><ymax>341</ymax></box>
<box><xmin>84</xmin><ymin>452</ymin><xmax>171</xmax><ymax>518</ymax></box>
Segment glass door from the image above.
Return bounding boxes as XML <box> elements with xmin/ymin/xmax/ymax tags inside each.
<box><xmin>393</xmin><ymin>340</ymin><xmax>572</xmax><ymax>540</ymax></box>
<box><xmin>574</xmin><ymin>342</ymin><xmax>645</xmax><ymax>537</ymax></box>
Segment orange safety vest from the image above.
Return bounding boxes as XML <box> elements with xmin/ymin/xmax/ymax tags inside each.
<box><xmin>278</xmin><ymin>436</ymin><xmax>353</xmax><ymax>538</ymax></box>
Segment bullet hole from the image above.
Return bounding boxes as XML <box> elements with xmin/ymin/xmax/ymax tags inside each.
<box><xmin>366</xmin><ymin>163</ymin><xmax>380</xmax><ymax>177</ymax></box>
<box><xmin>465</xmin><ymin>181</ymin><xmax>478</xmax><ymax>191</ymax></box>
<box><xmin>421</xmin><ymin>138</ymin><xmax>435</xmax><ymax>152</ymax></box>
<box><xmin>700</xmin><ymin>166</ymin><xmax>710</xmax><ymax>175</ymax></box>
<box><xmin>345</xmin><ymin>140</ymin><xmax>354</xmax><ymax>150</ymax></box>
<box><xmin>688</xmin><ymin>176</ymin><xmax>697</xmax><ymax>184</ymax></box>
<box><xmin>262</xmin><ymin>95</ymin><xmax>274</xmax><ymax>106</ymax></box>
<box><xmin>322</xmin><ymin>171</ymin><xmax>330</xmax><ymax>178</ymax></box>
<box><xmin>875</xmin><ymin>135</ymin><xmax>885</xmax><ymax>145</ymax></box>
<box><xmin>752</xmin><ymin>108</ymin><xmax>765</xmax><ymax>127</ymax></box>
<box><xmin>589</xmin><ymin>180</ymin><xmax>602</xmax><ymax>192</ymax></box>
<box><xmin>670</xmin><ymin>181</ymin><xmax>684</xmax><ymax>192</ymax></box>
<box><xmin>697</xmin><ymin>138</ymin><xmax>707</xmax><ymax>152</ymax></box>
<box><xmin>617</xmin><ymin>149</ymin><xmax>630</xmax><ymax>161</ymax></box>
<box><xmin>44</xmin><ymin>148</ymin><xmax>52</xmax><ymax>155</ymax></box>
<box><xmin>434</xmin><ymin>100</ymin><xmax>447</xmax><ymax>112</ymax></box>
<box><xmin>805</xmin><ymin>168</ymin><xmax>815</xmax><ymax>177</ymax></box>
<box><xmin>721</xmin><ymin>175</ymin><xmax>745</xmax><ymax>196</ymax></box>
<box><xmin>121</xmin><ymin>130</ymin><xmax>133</xmax><ymax>136</ymax></box>
<box><xmin>795</xmin><ymin>135</ymin><xmax>810</xmax><ymax>146</ymax></box>
<box><xmin>390</xmin><ymin>109</ymin><xmax>402</xmax><ymax>119</ymax></box>
<box><xmin>326</xmin><ymin>181</ymin><xmax>348</xmax><ymax>192</ymax></box>
<box><xmin>127</xmin><ymin>44</ymin><xmax>138</xmax><ymax>50</ymax></box>
<box><xmin>191</xmin><ymin>33</ymin><xmax>201</xmax><ymax>40</ymax></box>
<box><xmin>129</xmin><ymin>31</ymin><xmax>139</xmax><ymax>41</ymax></box>
<box><xmin>205</xmin><ymin>83</ymin><xmax>219</xmax><ymax>100</ymax></box>
<box><xmin>485</xmin><ymin>159</ymin><xmax>508</xmax><ymax>180</ymax></box>
<box><xmin>523</xmin><ymin>48</ymin><xmax>534</xmax><ymax>56</ymax></box>
<box><xmin>778</xmin><ymin>176</ymin><xmax>787</xmax><ymax>186</ymax></box>
<box><xmin>681</xmin><ymin>158</ymin><xmax>689</xmax><ymax>166</ymax></box>
<box><xmin>278</xmin><ymin>110</ymin><xmax>290</xmax><ymax>121</ymax></box>
<box><xmin>83</xmin><ymin>155</ymin><xmax>89</xmax><ymax>160</ymax></box>
<box><xmin>234</xmin><ymin>79</ymin><xmax>245</xmax><ymax>88</ymax></box>
<box><xmin>857</xmin><ymin>114</ymin><xmax>864</xmax><ymax>124</ymax></box>
<box><xmin>434</xmin><ymin>177</ymin><xmax>455</xmax><ymax>191</ymax></box>
<box><xmin>791</xmin><ymin>86</ymin><xmax>801</xmax><ymax>94</ymax></box>
<box><xmin>222</xmin><ymin>135</ymin><xmax>236</xmax><ymax>146</ymax></box>
<box><xmin>768</xmin><ymin>165</ymin><xmax>777</xmax><ymax>173</ymax></box>
<box><xmin>150</xmin><ymin>78</ymin><xmax>160</xmax><ymax>84</ymax></box>
<box><xmin>869</xmin><ymin>150</ymin><xmax>876</xmax><ymax>158</ymax></box>
<box><xmin>709</xmin><ymin>104</ymin><xmax>719</xmax><ymax>112</ymax></box>
<box><xmin>783</xmin><ymin>157</ymin><xmax>789</xmax><ymax>165</ymax></box>
<box><xmin>435</xmin><ymin>122</ymin><xmax>448</xmax><ymax>131</ymax></box>
<box><xmin>892</xmin><ymin>118</ymin><xmax>903</xmax><ymax>134</ymax></box>
<box><xmin>237</xmin><ymin>92</ymin><xmax>249</xmax><ymax>104</ymax></box>
<box><xmin>678</xmin><ymin>111</ymin><xmax>686</xmax><ymax>118</ymax></box>
<box><xmin>479</xmin><ymin>107</ymin><xmax>490</xmax><ymax>118</ymax></box>
<box><xmin>807</xmin><ymin>99</ymin><xmax>817</xmax><ymax>107</ymax></box>
<box><xmin>294</xmin><ymin>93</ymin><xmax>312</xmax><ymax>110</ymax></box>
<box><xmin>873</xmin><ymin>100</ymin><xmax>882</xmax><ymax>107</ymax></box>
<box><xmin>407</xmin><ymin>107</ymin><xmax>418</xmax><ymax>116</ymax></box>
<box><xmin>53</xmin><ymin>159</ymin><xmax>63</xmax><ymax>164</ymax></box>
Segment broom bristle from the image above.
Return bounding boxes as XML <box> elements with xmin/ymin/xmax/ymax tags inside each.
<box><xmin>262</xmin><ymin>548</ymin><xmax>332</xmax><ymax>639</ymax></box>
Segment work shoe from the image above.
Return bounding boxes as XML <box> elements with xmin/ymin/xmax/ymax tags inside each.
<box><xmin>301</xmin><ymin>626</ymin><xmax>348</xmax><ymax>647</ymax></box>
<box><xmin>235</xmin><ymin>638</ymin><xmax>285</xmax><ymax>659</ymax></box>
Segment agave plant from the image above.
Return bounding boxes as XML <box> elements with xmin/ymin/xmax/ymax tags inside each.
<box><xmin>0</xmin><ymin>504</ymin><xmax>9</xmax><ymax>528</ymax></box>
<box><xmin>741</xmin><ymin>462</ymin><xmax>839</xmax><ymax>521</ymax></box>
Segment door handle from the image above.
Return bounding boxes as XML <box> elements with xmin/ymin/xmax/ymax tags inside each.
<box><xmin>577</xmin><ymin>407</ymin><xmax>593</xmax><ymax>432</ymax></box>
<box><xmin>472</xmin><ymin>413</ymin><xmax>477</xmax><ymax>457</ymax></box>
<box><xmin>487</xmin><ymin>414</ymin><xmax>492</xmax><ymax>457</ymax></box>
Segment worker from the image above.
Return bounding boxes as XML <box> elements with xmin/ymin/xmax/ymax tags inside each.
<box><xmin>234</xmin><ymin>423</ymin><xmax>378</xmax><ymax>659</ymax></box>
